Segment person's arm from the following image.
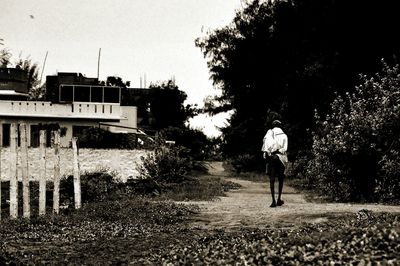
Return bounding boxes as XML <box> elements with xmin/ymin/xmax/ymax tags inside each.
<box><xmin>278</xmin><ymin>134</ymin><xmax>288</xmax><ymax>154</ymax></box>
<box><xmin>262</xmin><ymin>130</ymin><xmax>273</xmax><ymax>157</ymax></box>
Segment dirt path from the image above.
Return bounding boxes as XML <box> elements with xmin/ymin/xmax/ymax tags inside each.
<box><xmin>188</xmin><ymin>162</ymin><xmax>400</xmax><ymax>230</ymax></box>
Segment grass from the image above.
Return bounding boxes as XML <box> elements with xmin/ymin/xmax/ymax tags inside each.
<box><xmin>0</xmin><ymin>196</ymin><xmax>198</xmax><ymax>265</ymax></box>
<box><xmin>158</xmin><ymin>175</ymin><xmax>241</xmax><ymax>201</ymax></box>
<box><xmin>1</xmin><ymin>167</ymin><xmax>399</xmax><ymax>264</ymax></box>
<box><xmin>0</xmin><ymin>168</ymin><xmax>243</xmax><ymax>264</ymax></box>
<box><xmin>160</xmin><ymin>211</ymin><xmax>400</xmax><ymax>265</ymax></box>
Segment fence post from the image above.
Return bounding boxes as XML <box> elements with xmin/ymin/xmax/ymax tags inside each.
<box><xmin>53</xmin><ymin>130</ymin><xmax>60</xmax><ymax>214</ymax></box>
<box><xmin>0</xmin><ymin>128</ymin><xmax>2</xmax><ymax>220</ymax></box>
<box><xmin>39</xmin><ymin>130</ymin><xmax>46</xmax><ymax>216</ymax></box>
<box><xmin>20</xmin><ymin>123</ymin><xmax>30</xmax><ymax>219</ymax></box>
<box><xmin>9</xmin><ymin>123</ymin><xmax>18</xmax><ymax>219</ymax></box>
<box><xmin>72</xmin><ymin>137</ymin><xmax>81</xmax><ymax>209</ymax></box>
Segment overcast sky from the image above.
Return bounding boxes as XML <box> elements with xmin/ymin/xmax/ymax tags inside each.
<box><xmin>1</xmin><ymin>0</ymin><xmax>240</xmax><ymax>136</ymax></box>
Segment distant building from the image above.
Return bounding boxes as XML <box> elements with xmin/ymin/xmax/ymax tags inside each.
<box><xmin>0</xmin><ymin>68</ymin><xmax>30</xmax><ymax>100</ymax></box>
<box><xmin>121</xmin><ymin>87</ymin><xmax>153</xmax><ymax>131</ymax></box>
<box><xmin>0</xmin><ymin>70</ymin><xmax>138</xmax><ymax>147</ymax></box>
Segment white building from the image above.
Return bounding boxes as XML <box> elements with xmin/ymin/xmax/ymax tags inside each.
<box><xmin>0</xmin><ymin>70</ymin><xmax>138</xmax><ymax>147</ymax></box>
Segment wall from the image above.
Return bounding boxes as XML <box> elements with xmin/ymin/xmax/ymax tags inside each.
<box><xmin>0</xmin><ymin>147</ymin><xmax>149</xmax><ymax>182</ymax></box>
<box><xmin>0</xmin><ymin>101</ymin><xmax>122</xmax><ymax>120</ymax></box>
<box><xmin>0</xmin><ymin>120</ymin><xmax>99</xmax><ymax>147</ymax></box>
<box><xmin>105</xmin><ymin>106</ymin><xmax>138</xmax><ymax>133</ymax></box>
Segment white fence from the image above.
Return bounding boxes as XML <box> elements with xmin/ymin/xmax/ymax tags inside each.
<box><xmin>0</xmin><ymin>124</ymin><xmax>81</xmax><ymax>219</ymax></box>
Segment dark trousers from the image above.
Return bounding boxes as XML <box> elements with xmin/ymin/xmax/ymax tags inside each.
<box><xmin>266</xmin><ymin>155</ymin><xmax>285</xmax><ymax>203</ymax></box>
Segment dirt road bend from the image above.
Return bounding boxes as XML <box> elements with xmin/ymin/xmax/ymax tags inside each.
<box><xmin>188</xmin><ymin>162</ymin><xmax>400</xmax><ymax>230</ymax></box>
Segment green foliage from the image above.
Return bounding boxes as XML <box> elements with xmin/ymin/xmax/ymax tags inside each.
<box><xmin>60</xmin><ymin>171</ymin><xmax>120</xmax><ymax>204</ymax></box>
<box><xmin>149</xmin><ymin>80</ymin><xmax>194</xmax><ymax>130</ymax></box>
<box><xmin>138</xmin><ymin>134</ymin><xmax>191</xmax><ymax>183</ymax></box>
<box><xmin>138</xmin><ymin>147</ymin><xmax>190</xmax><ymax>183</ymax></box>
<box><xmin>304</xmin><ymin>62</ymin><xmax>400</xmax><ymax>202</ymax></box>
<box><xmin>197</xmin><ymin>0</ymin><xmax>400</xmax><ymax>162</ymax></box>
<box><xmin>15</xmin><ymin>55</ymin><xmax>40</xmax><ymax>96</ymax></box>
<box><xmin>158</xmin><ymin>176</ymin><xmax>241</xmax><ymax>201</ymax></box>
<box><xmin>78</xmin><ymin>127</ymin><xmax>137</xmax><ymax>149</ymax></box>
<box><xmin>160</xmin><ymin>126</ymin><xmax>213</xmax><ymax>161</ymax></box>
<box><xmin>161</xmin><ymin>211</ymin><xmax>400</xmax><ymax>265</ymax></box>
<box><xmin>229</xmin><ymin>153</ymin><xmax>265</xmax><ymax>174</ymax></box>
<box><xmin>0</xmin><ymin>47</ymin><xmax>11</xmax><ymax>67</ymax></box>
<box><xmin>0</xmin><ymin>197</ymin><xmax>196</xmax><ymax>265</ymax></box>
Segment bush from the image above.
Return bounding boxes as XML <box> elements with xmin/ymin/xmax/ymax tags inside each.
<box><xmin>60</xmin><ymin>171</ymin><xmax>120</xmax><ymax>204</ymax></box>
<box><xmin>229</xmin><ymin>153</ymin><xmax>265</xmax><ymax>174</ymax></box>
<box><xmin>303</xmin><ymin>62</ymin><xmax>400</xmax><ymax>202</ymax></box>
<box><xmin>138</xmin><ymin>134</ymin><xmax>192</xmax><ymax>183</ymax></box>
<box><xmin>159</xmin><ymin>126</ymin><xmax>214</xmax><ymax>160</ymax></box>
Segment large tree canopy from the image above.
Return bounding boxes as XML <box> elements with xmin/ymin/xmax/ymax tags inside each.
<box><xmin>149</xmin><ymin>80</ymin><xmax>193</xmax><ymax>130</ymax></box>
<box><xmin>196</xmin><ymin>0</ymin><xmax>400</xmax><ymax>159</ymax></box>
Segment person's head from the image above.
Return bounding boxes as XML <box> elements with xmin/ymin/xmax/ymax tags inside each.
<box><xmin>272</xmin><ymin>120</ymin><xmax>282</xmax><ymax>128</ymax></box>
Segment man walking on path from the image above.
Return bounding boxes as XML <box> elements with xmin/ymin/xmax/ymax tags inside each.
<box><xmin>262</xmin><ymin>120</ymin><xmax>288</xmax><ymax>208</ymax></box>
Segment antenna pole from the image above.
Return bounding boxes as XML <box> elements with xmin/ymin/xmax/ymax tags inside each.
<box><xmin>97</xmin><ymin>48</ymin><xmax>101</xmax><ymax>80</ymax></box>
<box><xmin>39</xmin><ymin>51</ymin><xmax>48</xmax><ymax>84</ymax></box>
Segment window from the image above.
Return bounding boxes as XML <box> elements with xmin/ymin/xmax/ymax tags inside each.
<box><xmin>74</xmin><ymin>86</ymin><xmax>91</xmax><ymax>102</ymax></box>
<box><xmin>60</xmin><ymin>85</ymin><xmax>73</xmax><ymax>102</ymax></box>
<box><xmin>91</xmin><ymin>86</ymin><xmax>103</xmax><ymax>102</ymax></box>
<box><xmin>104</xmin><ymin>87</ymin><xmax>120</xmax><ymax>103</ymax></box>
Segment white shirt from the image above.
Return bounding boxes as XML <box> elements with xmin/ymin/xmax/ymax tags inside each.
<box><xmin>262</xmin><ymin>127</ymin><xmax>288</xmax><ymax>165</ymax></box>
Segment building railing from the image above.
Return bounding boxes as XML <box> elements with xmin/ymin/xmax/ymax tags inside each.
<box><xmin>0</xmin><ymin>101</ymin><xmax>122</xmax><ymax>120</ymax></box>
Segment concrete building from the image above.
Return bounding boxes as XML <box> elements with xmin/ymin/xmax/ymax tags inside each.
<box><xmin>0</xmin><ymin>70</ymin><xmax>138</xmax><ymax>147</ymax></box>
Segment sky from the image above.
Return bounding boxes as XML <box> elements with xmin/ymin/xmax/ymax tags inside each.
<box><xmin>0</xmin><ymin>0</ymin><xmax>240</xmax><ymax>137</ymax></box>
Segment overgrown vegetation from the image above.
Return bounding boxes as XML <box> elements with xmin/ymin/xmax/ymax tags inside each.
<box><xmin>197</xmin><ymin>0</ymin><xmax>400</xmax><ymax>170</ymax></box>
<box><xmin>0</xmin><ymin>165</ymin><xmax>240</xmax><ymax>264</ymax></box>
<box><xmin>134</xmin><ymin>133</ymin><xmax>238</xmax><ymax>200</ymax></box>
<box><xmin>138</xmin><ymin>139</ymin><xmax>192</xmax><ymax>184</ymax></box>
<box><xmin>160</xmin><ymin>210</ymin><xmax>400</xmax><ymax>265</ymax></box>
<box><xmin>291</xmin><ymin>63</ymin><xmax>400</xmax><ymax>202</ymax></box>
<box><xmin>2</xmin><ymin>177</ymin><xmax>398</xmax><ymax>265</ymax></box>
<box><xmin>0</xmin><ymin>197</ymin><xmax>197</xmax><ymax>265</ymax></box>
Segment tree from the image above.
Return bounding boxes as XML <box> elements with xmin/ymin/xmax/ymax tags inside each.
<box><xmin>15</xmin><ymin>56</ymin><xmax>42</xmax><ymax>99</ymax></box>
<box><xmin>148</xmin><ymin>80</ymin><xmax>194</xmax><ymax>130</ymax></box>
<box><xmin>103</xmin><ymin>75</ymin><xmax>131</xmax><ymax>88</ymax></box>
<box><xmin>196</xmin><ymin>0</ymin><xmax>400</xmax><ymax>163</ymax></box>
<box><xmin>0</xmin><ymin>37</ymin><xmax>11</xmax><ymax>67</ymax></box>
<box><xmin>304</xmin><ymin>62</ymin><xmax>400</xmax><ymax>202</ymax></box>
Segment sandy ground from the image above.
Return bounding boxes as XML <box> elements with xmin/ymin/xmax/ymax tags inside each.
<box><xmin>188</xmin><ymin>162</ymin><xmax>400</xmax><ymax>230</ymax></box>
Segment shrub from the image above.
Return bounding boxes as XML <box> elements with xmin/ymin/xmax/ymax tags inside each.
<box><xmin>60</xmin><ymin>170</ymin><xmax>120</xmax><ymax>204</ymax></box>
<box><xmin>229</xmin><ymin>153</ymin><xmax>265</xmax><ymax>174</ymax></box>
<box><xmin>159</xmin><ymin>126</ymin><xmax>214</xmax><ymax>160</ymax></box>
<box><xmin>137</xmin><ymin>134</ymin><xmax>191</xmax><ymax>183</ymax></box>
<box><xmin>304</xmin><ymin>61</ymin><xmax>400</xmax><ymax>202</ymax></box>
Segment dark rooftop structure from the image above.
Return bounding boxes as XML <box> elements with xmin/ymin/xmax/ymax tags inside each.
<box><xmin>0</xmin><ymin>68</ymin><xmax>29</xmax><ymax>100</ymax></box>
<box><xmin>46</xmin><ymin>72</ymin><xmax>121</xmax><ymax>104</ymax></box>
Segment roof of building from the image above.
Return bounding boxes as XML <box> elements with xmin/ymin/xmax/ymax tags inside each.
<box><xmin>0</xmin><ymin>90</ymin><xmax>29</xmax><ymax>96</ymax></box>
